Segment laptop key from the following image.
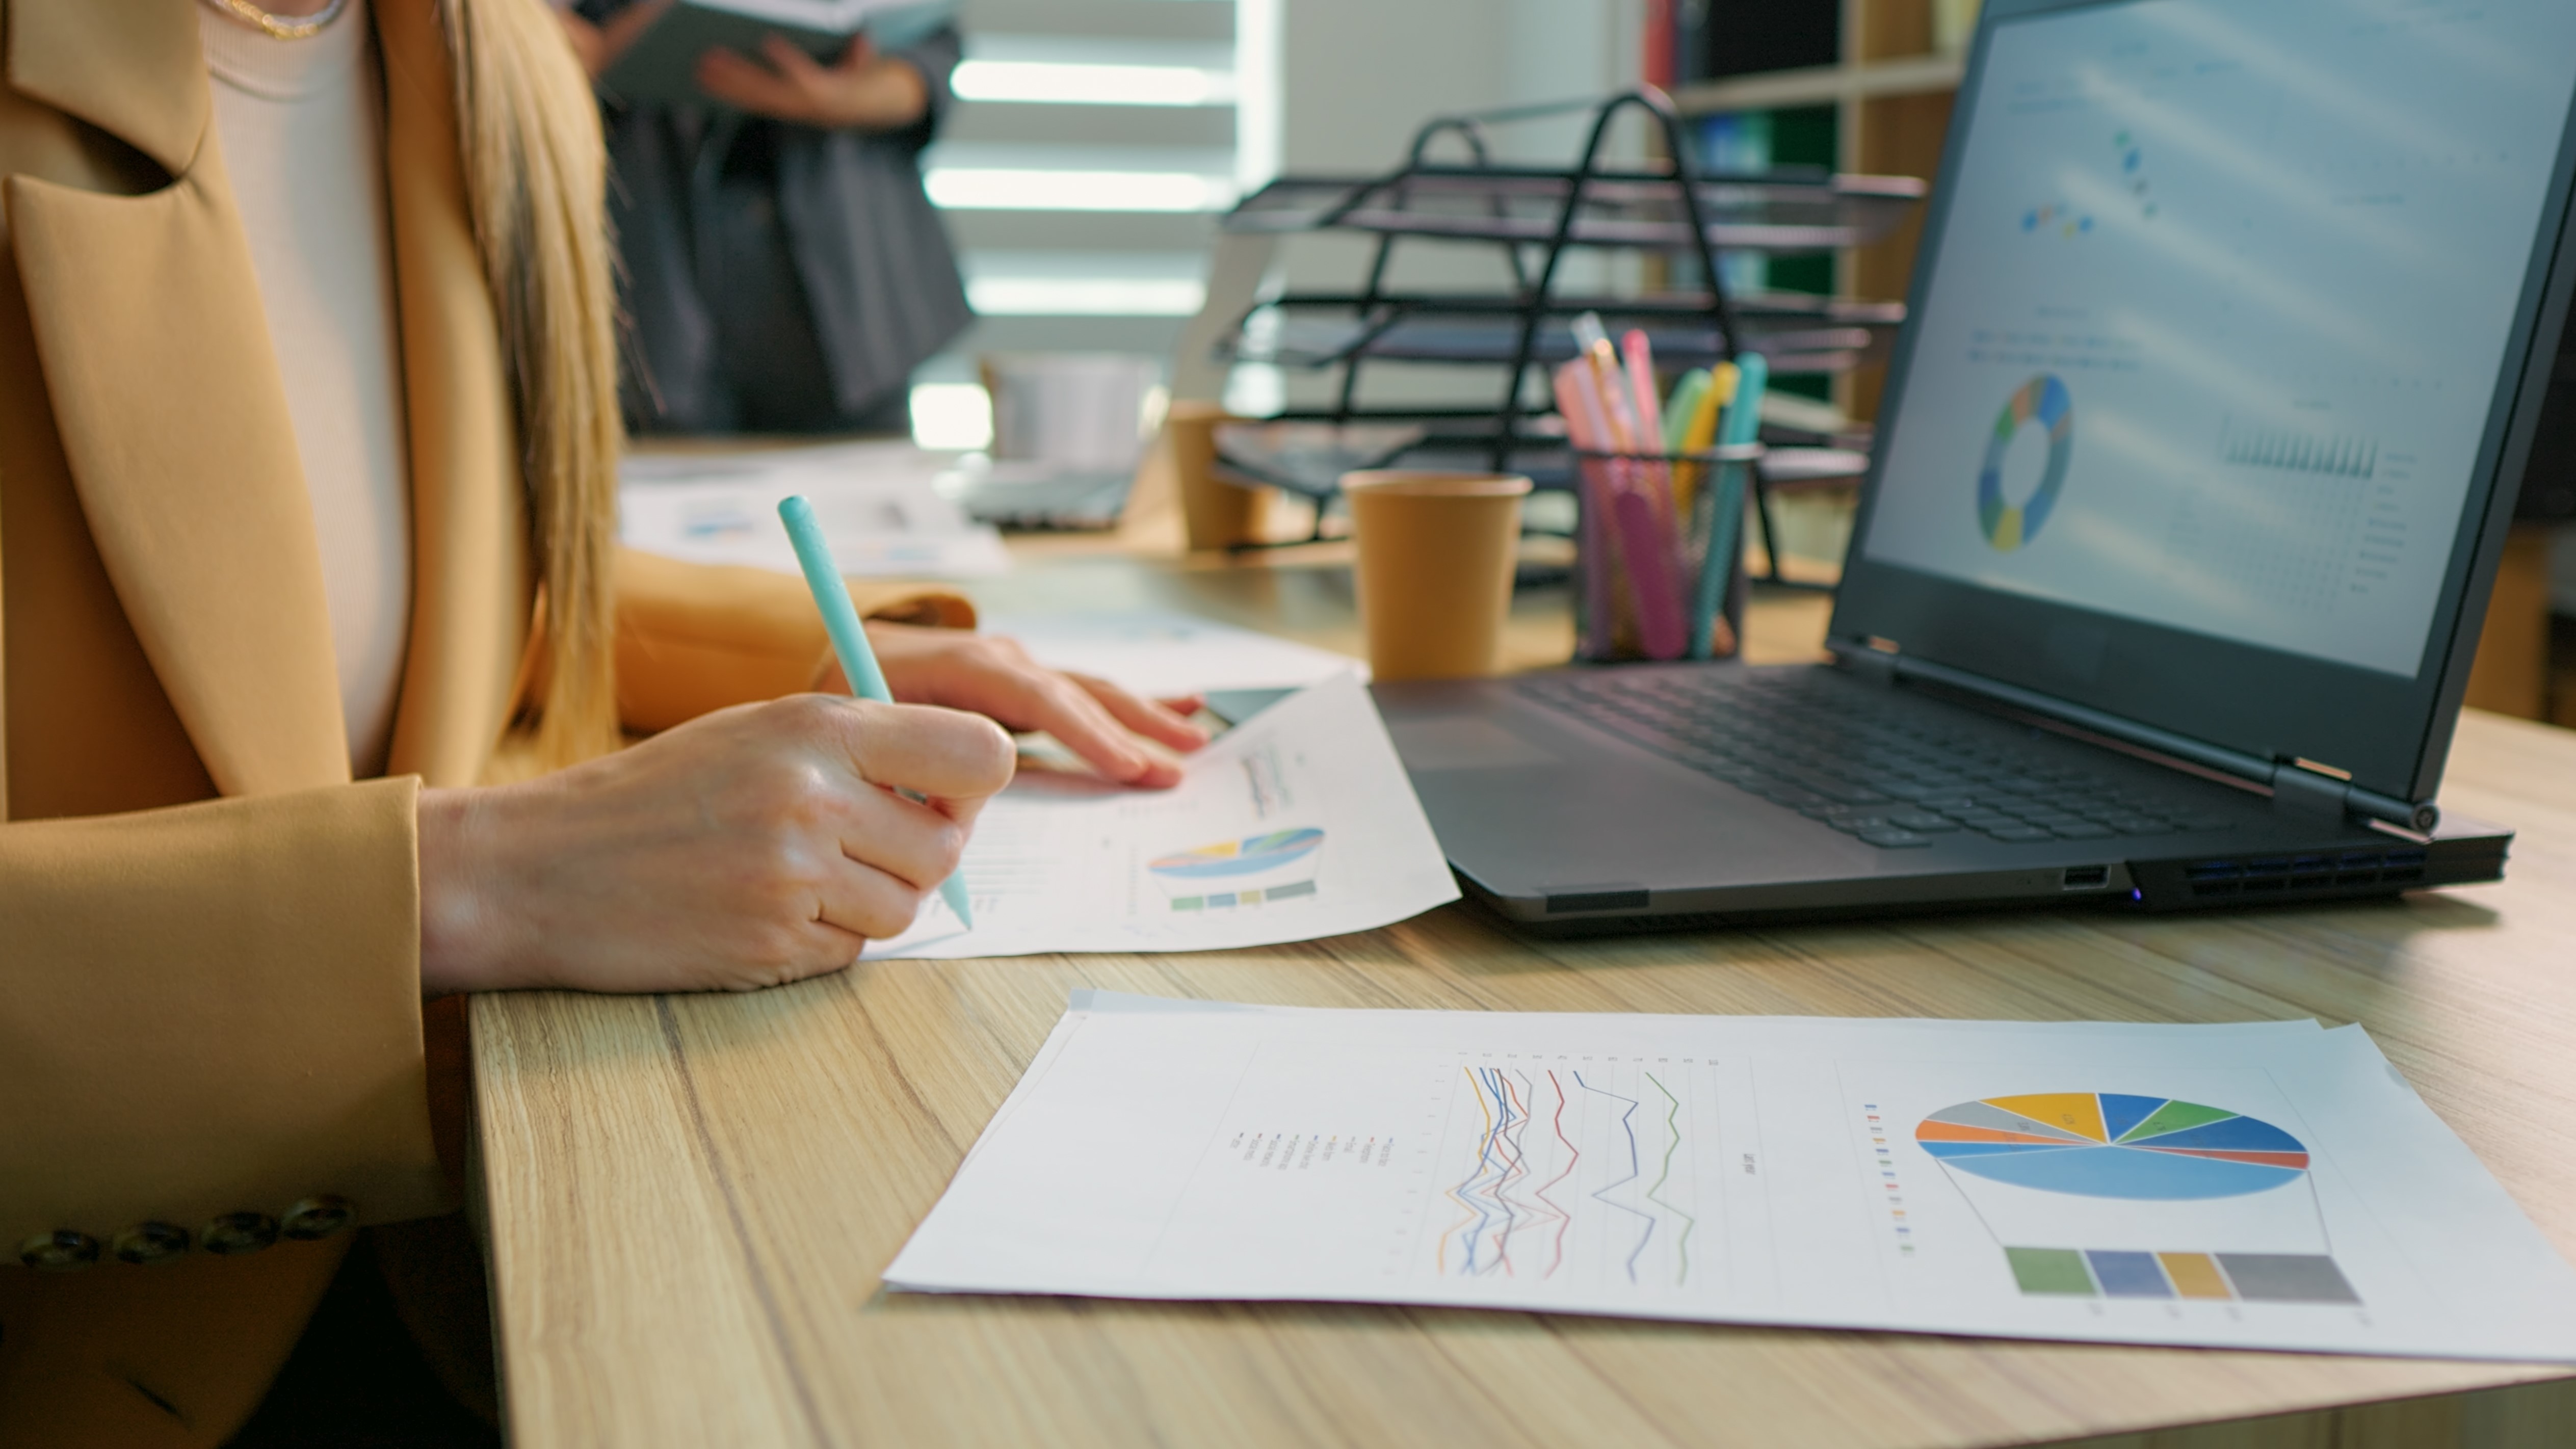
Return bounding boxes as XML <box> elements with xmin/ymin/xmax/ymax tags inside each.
<box><xmin>1857</xmin><ymin>828</ymin><xmax>1933</xmax><ymax>848</ymax></box>
<box><xmin>1984</xmin><ymin>826</ymin><xmax>2058</xmax><ymax>842</ymax></box>
<box><xmin>1884</xmin><ymin>810</ymin><xmax>1962</xmax><ymax>832</ymax></box>
<box><xmin>2049</xmin><ymin>824</ymin><xmax>2116</xmax><ymax>839</ymax></box>
<box><xmin>1781</xmin><ymin>774</ymin><xmax>1892</xmax><ymax>805</ymax></box>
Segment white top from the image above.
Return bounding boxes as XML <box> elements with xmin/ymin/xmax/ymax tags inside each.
<box><xmin>201</xmin><ymin>0</ymin><xmax>413</xmax><ymax>776</ymax></box>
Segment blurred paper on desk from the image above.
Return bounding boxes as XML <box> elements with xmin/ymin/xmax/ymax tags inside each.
<box><xmin>862</xmin><ymin>673</ymin><xmax>1454</xmax><ymax>959</ymax></box>
<box><xmin>621</xmin><ymin>441</ymin><xmax>1011</xmax><ymax>579</ymax></box>
<box><xmin>979</xmin><ymin>611</ymin><xmax>1366</xmax><ymax>697</ymax></box>
<box><xmin>888</xmin><ymin>999</ymin><xmax>2576</xmax><ymax>1362</ymax></box>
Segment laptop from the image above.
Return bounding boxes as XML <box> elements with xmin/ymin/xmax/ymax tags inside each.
<box><xmin>1374</xmin><ymin>0</ymin><xmax>2576</xmax><ymax>931</ymax></box>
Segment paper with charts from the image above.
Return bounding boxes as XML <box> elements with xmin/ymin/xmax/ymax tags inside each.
<box><xmin>619</xmin><ymin>440</ymin><xmax>1010</xmax><ymax>579</ymax></box>
<box><xmin>860</xmin><ymin>674</ymin><xmax>1457</xmax><ymax>959</ymax></box>
<box><xmin>884</xmin><ymin>994</ymin><xmax>2576</xmax><ymax>1360</ymax></box>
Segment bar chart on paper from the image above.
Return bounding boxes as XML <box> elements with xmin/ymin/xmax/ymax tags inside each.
<box><xmin>1915</xmin><ymin>1092</ymin><xmax>2359</xmax><ymax>1307</ymax></box>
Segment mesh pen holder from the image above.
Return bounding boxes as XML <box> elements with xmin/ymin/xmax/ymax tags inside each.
<box><xmin>1570</xmin><ymin>443</ymin><xmax>1763</xmax><ymax>664</ymax></box>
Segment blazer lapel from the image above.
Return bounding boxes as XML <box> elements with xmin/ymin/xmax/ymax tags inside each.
<box><xmin>376</xmin><ymin>0</ymin><xmax>533</xmax><ymax>788</ymax></box>
<box><xmin>6</xmin><ymin>0</ymin><xmax>206</xmax><ymax>181</ymax></box>
<box><xmin>7</xmin><ymin>133</ymin><xmax>350</xmax><ymax>797</ymax></box>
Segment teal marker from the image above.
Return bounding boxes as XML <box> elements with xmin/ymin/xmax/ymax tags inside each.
<box><xmin>777</xmin><ymin>495</ymin><xmax>975</xmax><ymax>932</ymax></box>
<box><xmin>1688</xmin><ymin>352</ymin><xmax>1768</xmax><ymax>661</ymax></box>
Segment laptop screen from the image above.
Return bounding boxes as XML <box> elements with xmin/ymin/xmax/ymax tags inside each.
<box><xmin>1834</xmin><ymin>0</ymin><xmax>2576</xmax><ymax>799</ymax></box>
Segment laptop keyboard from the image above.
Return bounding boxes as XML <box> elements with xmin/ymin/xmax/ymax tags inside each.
<box><xmin>1518</xmin><ymin>669</ymin><xmax>2243</xmax><ymax>849</ymax></box>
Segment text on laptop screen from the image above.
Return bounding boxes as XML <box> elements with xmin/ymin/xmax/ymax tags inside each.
<box><xmin>1858</xmin><ymin>0</ymin><xmax>2576</xmax><ymax>677</ymax></box>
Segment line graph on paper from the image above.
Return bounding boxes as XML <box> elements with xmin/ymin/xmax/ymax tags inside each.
<box><xmin>1428</xmin><ymin>1061</ymin><xmax>1711</xmax><ymax>1289</ymax></box>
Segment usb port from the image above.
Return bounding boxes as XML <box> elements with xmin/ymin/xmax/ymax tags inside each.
<box><xmin>2062</xmin><ymin>865</ymin><xmax>2110</xmax><ymax>890</ymax></box>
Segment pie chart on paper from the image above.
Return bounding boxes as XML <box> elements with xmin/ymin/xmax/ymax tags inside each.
<box><xmin>1148</xmin><ymin>828</ymin><xmax>1326</xmax><ymax>910</ymax></box>
<box><xmin>1914</xmin><ymin>1093</ymin><xmax>2310</xmax><ymax>1200</ymax></box>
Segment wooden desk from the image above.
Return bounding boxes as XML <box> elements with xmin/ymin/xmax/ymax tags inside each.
<box><xmin>474</xmin><ymin>518</ymin><xmax>2576</xmax><ymax>1446</ymax></box>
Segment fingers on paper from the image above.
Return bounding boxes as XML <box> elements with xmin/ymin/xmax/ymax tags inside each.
<box><xmin>1070</xmin><ymin>673</ymin><xmax>1210</xmax><ymax>755</ymax></box>
<box><xmin>1002</xmin><ymin>671</ymin><xmax>1186</xmax><ymax>788</ymax></box>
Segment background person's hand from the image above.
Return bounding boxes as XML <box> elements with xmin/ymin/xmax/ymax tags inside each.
<box><xmin>556</xmin><ymin>0</ymin><xmax>670</xmax><ymax>80</ymax></box>
<box><xmin>695</xmin><ymin>35</ymin><xmax>932</xmax><ymax>129</ymax></box>
<box><xmin>416</xmin><ymin>694</ymin><xmax>1013</xmax><ymax>996</ymax></box>
<box><xmin>840</xmin><ymin>623</ymin><xmax>1210</xmax><ymax>789</ymax></box>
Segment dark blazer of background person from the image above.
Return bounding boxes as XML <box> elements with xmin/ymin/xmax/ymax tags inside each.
<box><xmin>583</xmin><ymin>9</ymin><xmax>975</xmax><ymax>433</ymax></box>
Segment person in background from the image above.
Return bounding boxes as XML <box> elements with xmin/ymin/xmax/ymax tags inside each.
<box><xmin>561</xmin><ymin>2</ymin><xmax>972</xmax><ymax>434</ymax></box>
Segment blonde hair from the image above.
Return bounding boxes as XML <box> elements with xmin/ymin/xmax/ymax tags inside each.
<box><xmin>439</xmin><ymin>0</ymin><xmax>623</xmax><ymax>766</ymax></box>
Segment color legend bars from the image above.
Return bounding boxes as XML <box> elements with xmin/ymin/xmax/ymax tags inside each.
<box><xmin>2006</xmin><ymin>1248</ymin><xmax>2360</xmax><ymax>1304</ymax></box>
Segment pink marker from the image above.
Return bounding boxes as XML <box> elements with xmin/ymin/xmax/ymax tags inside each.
<box><xmin>1623</xmin><ymin>329</ymin><xmax>1680</xmax><ymax>553</ymax></box>
<box><xmin>1555</xmin><ymin>362</ymin><xmax>1621</xmax><ymax>657</ymax></box>
<box><xmin>1613</xmin><ymin>490</ymin><xmax>1688</xmax><ymax>660</ymax></box>
<box><xmin>1621</xmin><ymin>329</ymin><xmax>1664</xmax><ymax>443</ymax></box>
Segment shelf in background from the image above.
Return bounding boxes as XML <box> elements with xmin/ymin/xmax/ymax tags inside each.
<box><xmin>1223</xmin><ymin>169</ymin><xmax>1925</xmax><ymax>254</ymax></box>
<box><xmin>1671</xmin><ymin>51</ymin><xmax>1966</xmax><ymax>116</ymax></box>
<box><xmin>1221</xmin><ymin>297</ymin><xmax>1901</xmax><ymax>376</ymax></box>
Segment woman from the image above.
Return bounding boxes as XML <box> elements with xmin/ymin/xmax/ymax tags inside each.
<box><xmin>0</xmin><ymin>1</ymin><xmax>1197</xmax><ymax>1444</ymax></box>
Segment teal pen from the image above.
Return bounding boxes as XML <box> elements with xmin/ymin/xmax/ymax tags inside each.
<box><xmin>1687</xmin><ymin>352</ymin><xmax>1769</xmax><ymax>661</ymax></box>
<box><xmin>776</xmin><ymin>494</ymin><xmax>976</xmax><ymax>932</ymax></box>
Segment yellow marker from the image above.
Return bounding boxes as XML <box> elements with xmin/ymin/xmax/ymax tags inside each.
<box><xmin>1674</xmin><ymin>361</ymin><xmax>1739</xmax><ymax>515</ymax></box>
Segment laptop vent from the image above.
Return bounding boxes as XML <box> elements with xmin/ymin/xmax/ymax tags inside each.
<box><xmin>2181</xmin><ymin>848</ymin><xmax>2426</xmax><ymax>898</ymax></box>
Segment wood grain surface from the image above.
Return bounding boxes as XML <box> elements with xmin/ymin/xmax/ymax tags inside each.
<box><xmin>478</xmin><ymin>475</ymin><xmax>2576</xmax><ymax>1447</ymax></box>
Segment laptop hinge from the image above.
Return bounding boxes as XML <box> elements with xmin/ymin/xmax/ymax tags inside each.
<box><xmin>1835</xmin><ymin>639</ymin><xmax>1901</xmax><ymax>687</ymax></box>
<box><xmin>1858</xmin><ymin>650</ymin><xmax>2439</xmax><ymax>833</ymax></box>
<box><xmin>2270</xmin><ymin>760</ymin><xmax>2440</xmax><ymax>834</ymax></box>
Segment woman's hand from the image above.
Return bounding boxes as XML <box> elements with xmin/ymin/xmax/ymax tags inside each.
<box><xmin>847</xmin><ymin>624</ymin><xmax>1210</xmax><ymax>789</ymax></box>
<box><xmin>416</xmin><ymin>694</ymin><xmax>1013</xmax><ymax>996</ymax></box>
<box><xmin>695</xmin><ymin>35</ymin><xmax>931</xmax><ymax>129</ymax></box>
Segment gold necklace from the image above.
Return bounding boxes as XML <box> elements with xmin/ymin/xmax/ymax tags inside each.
<box><xmin>203</xmin><ymin>0</ymin><xmax>351</xmax><ymax>42</ymax></box>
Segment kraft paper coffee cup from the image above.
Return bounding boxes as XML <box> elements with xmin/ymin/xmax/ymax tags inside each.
<box><xmin>1166</xmin><ymin>400</ymin><xmax>1270</xmax><ymax>550</ymax></box>
<box><xmin>1343</xmin><ymin>470</ymin><xmax>1531</xmax><ymax>681</ymax></box>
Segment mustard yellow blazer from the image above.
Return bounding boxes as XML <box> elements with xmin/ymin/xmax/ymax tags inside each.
<box><xmin>0</xmin><ymin>3</ymin><xmax>963</xmax><ymax>1442</ymax></box>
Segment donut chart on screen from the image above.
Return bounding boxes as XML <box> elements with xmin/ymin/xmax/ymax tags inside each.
<box><xmin>1977</xmin><ymin>374</ymin><xmax>2074</xmax><ymax>551</ymax></box>
<box><xmin>1915</xmin><ymin>1092</ymin><xmax>2308</xmax><ymax>1199</ymax></box>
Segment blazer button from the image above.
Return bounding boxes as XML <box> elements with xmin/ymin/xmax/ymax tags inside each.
<box><xmin>18</xmin><ymin>1230</ymin><xmax>100</xmax><ymax>1271</ymax></box>
<box><xmin>280</xmin><ymin>1196</ymin><xmax>355</xmax><ymax>1241</ymax></box>
<box><xmin>201</xmin><ymin>1213</ymin><xmax>279</xmax><ymax>1256</ymax></box>
<box><xmin>111</xmin><ymin>1222</ymin><xmax>192</xmax><ymax>1266</ymax></box>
